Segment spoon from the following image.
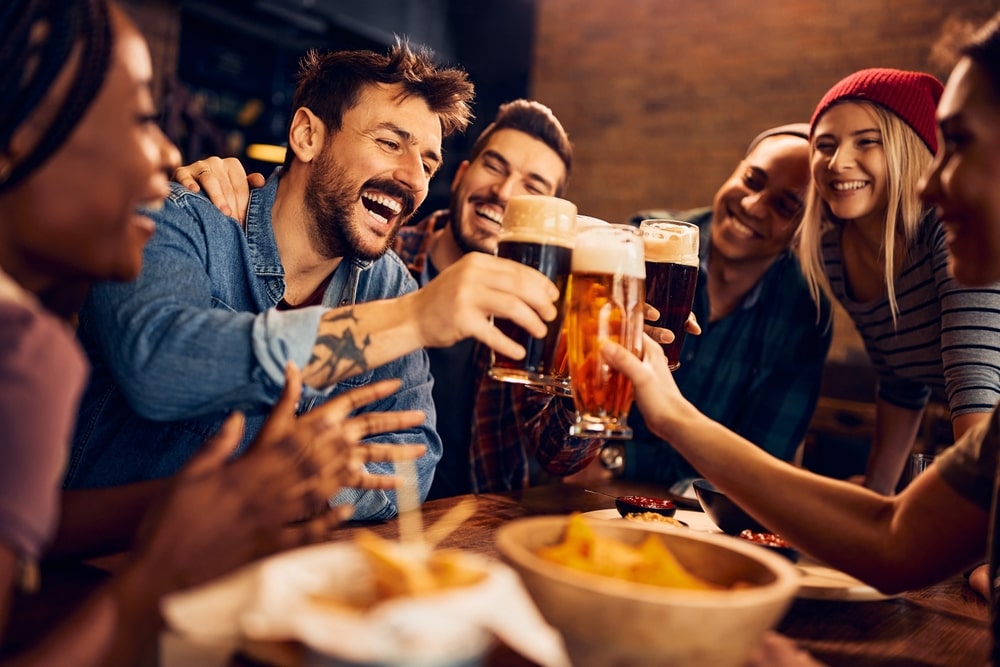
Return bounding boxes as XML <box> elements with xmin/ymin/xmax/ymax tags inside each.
<box><xmin>585</xmin><ymin>489</ymin><xmax>677</xmax><ymax>518</ymax></box>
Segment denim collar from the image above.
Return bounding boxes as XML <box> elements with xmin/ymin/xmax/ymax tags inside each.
<box><xmin>245</xmin><ymin>170</ymin><xmax>285</xmax><ymax>278</ymax></box>
<box><xmin>245</xmin><ymin>169</ymin><xmax>374</xmax><ymax>305</ymax></box>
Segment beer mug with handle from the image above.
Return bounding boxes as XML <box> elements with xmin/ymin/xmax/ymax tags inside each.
<box><xmin>566</xmin><ymin>223</ymin><xmax>646</xmax><ymax>438</ymax></box>
<box><xmin>640</xmin><ymin>219</ymin><xmax>699</xmax><ymax>371</ymax></box>
<box><xmin>489</xmin><ymin>195</ymin><xmax>578</xmax><ymax>392</ymax></box>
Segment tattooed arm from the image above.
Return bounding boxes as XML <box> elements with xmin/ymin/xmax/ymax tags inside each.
<box><xmin>301</xmin><ymin>252</ymin><xmax>560</xmax><ymax>390</ymax></box>
<box><xmin>77</xmin><ymin>190</ymin><xmax>558</xmax><ymax>416</ymax></box>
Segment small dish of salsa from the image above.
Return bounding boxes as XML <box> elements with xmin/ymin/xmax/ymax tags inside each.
<box><xmin>738</xmin><ymin>530</ymin><xmax>800</xmax><ymax>563</ymax></box>
<box><xmin>614</xmin><ymin>495</ymin><xmax>677</xmax><ymax>518</ymax></box>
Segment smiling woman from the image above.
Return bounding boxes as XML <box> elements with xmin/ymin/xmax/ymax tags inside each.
<box><xmin>795</xmin><ymin>67</ymin><xmax>1000</xmax><ymax>497</ymax></box>
<box><xmin>596</xmin><ymin>12</ymin><xmax>1000</xmax><ymax>665</ymax></box>
<box><xmin>0</xmin><ymin>2</ymin><xmax>430</xmax><ymax>665</ymax></box>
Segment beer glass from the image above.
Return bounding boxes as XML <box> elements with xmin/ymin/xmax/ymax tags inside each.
<box><xmin>528</xmin><ymin>215</ymin><xmax>610</xmax><ymax>398</ymax></box>
<box><xmin>566</xmin><ymin>223</ymin><xmax>645</xmax><ymax>438</ymax></box>
<box><xmin>640</xmin><ymin>219</ymin><xmax>699</xmax><ymax>370</ymax></box>
<box><xmin>489</xmin><ymin>195</ymin><xmax>577</xmax><ymax>390</ymax></box>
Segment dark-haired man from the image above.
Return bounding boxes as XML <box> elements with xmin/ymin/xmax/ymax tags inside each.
<box><xmin>394</xmin><ymin>99</ymin><xmax>574</xmax><ymax>498</ymax></box>
<box><xmin>179</xmin><ymin>99</ymin><xmax>577</xmax><ymax>498</ymax></box>
<box><xmin>66</xmin><ymin>44</ymin><xmax>562</xmax><ymax>520</ymax></box>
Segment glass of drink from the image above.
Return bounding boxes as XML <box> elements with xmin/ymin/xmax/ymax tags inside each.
<box><xmin>489</xmin><ymin>195</ymin><xmax>577</xmax><ymax>391</ymax></box>
<box><xmin>526</xmin><ymin>215</ymin><xmax>611</xmax><ymax>398</ymax></box>
<box><xmin>640</xmin><ymin>219</ymin><xmax>699</xmax><ymax>370</ymax></box>
<box><xmin>566</xmin><ymin>223</ymin><xmax>646</xmax><ymax>438</ymax></box>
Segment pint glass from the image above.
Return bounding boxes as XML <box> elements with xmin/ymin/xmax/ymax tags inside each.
<box><xmin>527</xmin><ymin>215</ymin><xmax>611</xmax><ymax>398</ymax></box>
<box><xmin>489</xmin><ymin>195</ymin><xmax>577</xmax><ymax>390</ymax></box>
<box><xmin>566</xmin><ymin>224</ymin><xmax>646</xmax><ymax>438</ymax></box>
<box><xmin>640</xmin><ymin>219</ymin><xmax>699</xmax><ymax>370</ymax></box>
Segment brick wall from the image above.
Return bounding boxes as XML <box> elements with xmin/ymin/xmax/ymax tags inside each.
<box><xmin>530</xmin><ymin>0</ymin><xmax>997</xmax><ymax>224</ymax></box>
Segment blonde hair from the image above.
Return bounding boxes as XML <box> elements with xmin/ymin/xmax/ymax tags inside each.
<box><xmin>797</xmin><ymin>101</ymin><xmax>933</xmax><ymax>326</ymax></box>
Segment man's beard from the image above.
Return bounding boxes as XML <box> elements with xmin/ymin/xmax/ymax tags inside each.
<box><xmin>449</xmin><ymin>192</ymin><xmax>499</xmax><ymax>256</ymax></box>
<box><xmin>304</xmin><ymin>151</ymin><xmax>416</xmax><ymax>261</ymax></box>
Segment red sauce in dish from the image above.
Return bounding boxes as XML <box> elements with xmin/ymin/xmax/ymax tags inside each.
<box><xmin>739</xmin><ymin>530</ymin><xmax>791</xmax><ymax>548</ymax></box>
<box><xmin>618</xmin><ymin>495</ymin><xmax>676</xmax><ymax>511</ymax></box>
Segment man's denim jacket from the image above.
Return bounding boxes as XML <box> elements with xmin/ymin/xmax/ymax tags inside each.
<box><xmin>65</xmin><ymin>172</ymin><xmax>441</xmax><ymax>520</ymax></box>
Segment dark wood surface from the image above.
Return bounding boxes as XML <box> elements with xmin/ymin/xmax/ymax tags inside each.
<box><xmin>235</xmin><ymin>480</ymin><xmax>991</xmax><ymax>667</ymax></box>
<box><xmin>13</xmin><ymin>480</ymin><xmax>991</xmax><ymax>666</ymax></box>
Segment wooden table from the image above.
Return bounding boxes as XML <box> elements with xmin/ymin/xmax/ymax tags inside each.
<box><xmin>235</xmin><ymin>480</ymin><xmax>991</xmax><ymax>667</ymax></box>
<box><xmin>12</xmin><ymin>480</ymin><xmax>991</xmax><ymax>666</ymax></box>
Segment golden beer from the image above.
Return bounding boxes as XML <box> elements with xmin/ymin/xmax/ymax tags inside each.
<box><xmin>490</xmin><ymin>195</ymin><xmax>577</xmax><ymax>391</ymax></box>
<box><xmin>566</xmin><ymin>224</ymin><xmax>645</xmax><ymax>438</ymax></box>
<box><xmin>640</xmin><ymin>219</ymin><xmax>699</xmax><ymax>370</ymax></box>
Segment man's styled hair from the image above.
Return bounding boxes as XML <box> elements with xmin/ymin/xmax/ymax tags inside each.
<box><xmin>469</xmin><ymin>99</ymin><xmax>573</xmax><ymax>195</ymax></box>
<box><xmin>282</xmin><ymin>38</ymin><xmax>474</xmax><ymax>169</ymax></box>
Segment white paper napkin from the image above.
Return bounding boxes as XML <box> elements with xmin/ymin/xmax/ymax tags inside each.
<box><xmin>162</xmin><ymin>541</ymin><xmax>570</xmax><ymax>667</ymax></box>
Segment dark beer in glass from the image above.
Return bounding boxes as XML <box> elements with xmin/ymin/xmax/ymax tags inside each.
<box><xmin>640</xmin><ymin>219</ymin><xmax>699</xmax><ymax>371</ymax></box>
<box><xmin>489</xmin><ymin>195</ymin><xmax>577</xmax><ymax>390</ymax></box>
<box><xmin>525</xmin><ymin>215</ymin><xmax>611</xmax><ymax>398</ymax></box>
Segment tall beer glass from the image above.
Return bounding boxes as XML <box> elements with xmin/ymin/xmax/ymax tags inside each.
<box><xmin>529</xmin><ymin>215</ymin><xmax>610</xmax><ymax>398</ymax></box>
<box><xmin>489</xmin><ymin>195</ymin><xmax>577</xmax><ymax>390</ymax></box>
<box><xmin>640</xmin><ymin>219</ymin><xmax>699</xmax><ymax>371</ymax></box>
<box><xmin>566</xmin><ymin>224</ymin><xmax>645</xmax><ymax>438</ymax></box>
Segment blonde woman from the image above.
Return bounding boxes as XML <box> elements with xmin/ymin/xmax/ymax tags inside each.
<box><xmin>601</xmin><ymin>14</ymin><xmax>1000</xmax><ymax>661</ymax></box>
<box><xmin>797</xmin><ymin>68</ymin><xmax>1000</xmax><ymax>495</ymax></box>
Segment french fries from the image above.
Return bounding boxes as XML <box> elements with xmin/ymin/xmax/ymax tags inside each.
<box><xmin>537</xmin><ymin>514</ymin><xmax>719</xmax><ymax>590</ymax></box>
<box><xmin>356</xmin><ymin>530</ymin><xmax>486</xmax><ymax>600</ymax></box>
<box><xmin>309</xmin><ymin>530</ymin><xmax>488</xmax><ymax>613</ymax></box>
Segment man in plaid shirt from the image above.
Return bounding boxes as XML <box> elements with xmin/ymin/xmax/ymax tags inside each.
<box><xmin>394</xmin><ymin>99</ymin><xmax>575</xmax><ymax>497</ymax></box>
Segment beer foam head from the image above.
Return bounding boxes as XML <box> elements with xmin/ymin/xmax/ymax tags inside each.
<box><xmin>576</xmin><ymin>215</ymin><xmax>610</xmax><ymax>229</ymax></box>
<box><xmin>641</xmin><ymin>219</ymin><xmax>699</xmax><ymax>266</ymax></box>
<box><xmin>500</xmin><ymin>195</ymin><xmax>577</xmax><ymax>245</ymax></box>
<box><xmin>572</xmin><ymin>224</ymin><xmax>645</xmax><ymax>278</ymax></box>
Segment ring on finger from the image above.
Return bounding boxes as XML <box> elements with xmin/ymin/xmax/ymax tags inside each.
<box><xmin>194</xmin><ymin>168</ymin><xmax>211</xmax><ymax>177</ymax></box>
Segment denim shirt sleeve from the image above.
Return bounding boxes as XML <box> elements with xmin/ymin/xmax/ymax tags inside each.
<box><xmin>320</xmin><ymin>254</ymin><xmax>442</xmax><ymax>521</ymax></box>
<box><xmin>326</xmin><ymin>352</ymin><xmax>441</xmax><ymax>521</ymax></box>
<box><xmin>78</xmin><ymin>185</ymin><xmax>330</xmax><ymax>421</ymax></box>
<box><xmin>78</xmin><ymin>183</ymin><xmax>441</xmax><ymax>520</ymax></box>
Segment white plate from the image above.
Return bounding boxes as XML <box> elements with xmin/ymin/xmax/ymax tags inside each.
<box><xmin>582</xmin><ymin>508</ymin><xmax>718</xmax><ymax>532</ymax></box>
<box><xmin>581</xmin><ymin>509</ymin><xmax>891</xmax><ymax>601</ymax></box>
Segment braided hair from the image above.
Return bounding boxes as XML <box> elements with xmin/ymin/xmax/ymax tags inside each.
<box><xmin>0</xmin><ymin>0</ymin><xmax>112</xmax><ymax>193</ymax></box>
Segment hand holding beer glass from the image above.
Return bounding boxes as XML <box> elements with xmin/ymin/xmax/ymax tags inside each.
<box><xmin>640</xmin><ymin>219</ymin><xmax>699</xmax><ymax>370</ymax></box>
<box><xmin>489</xmin><ymin>195</ymin><xmax>577</xmax><ymax>393</ymax></box>
<box><xmin>566</xmin><ymin>223</ymin><xmax>646</xmax><ymax>438</ymax></box>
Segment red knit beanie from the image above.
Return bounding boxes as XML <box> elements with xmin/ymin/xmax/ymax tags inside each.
<box><xmin>810</xmin><ymin>67</ymin><xmax>944</xmax><ymax>155</ymax></box>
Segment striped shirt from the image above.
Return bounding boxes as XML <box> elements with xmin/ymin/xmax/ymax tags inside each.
<box><xmin>822</xmin><ymin>212</ymin><xmax>1000</xmax><ymax>416</ymax></box>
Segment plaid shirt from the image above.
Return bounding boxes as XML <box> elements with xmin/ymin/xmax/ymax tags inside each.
<box><xmin>536</xmin><ymin>208</ymin><xmax>833</xmax><ymax>484</ymax></box>
<box><xmin>394</xmin><ymin>211</ymin><xmax>562</xmax><ymax>493</ymax></box>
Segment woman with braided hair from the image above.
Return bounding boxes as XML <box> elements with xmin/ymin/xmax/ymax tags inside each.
<box><xmin>0</xmin><ymin>2</ymin><xmax>425</xmax><ymax>663</ymax></box>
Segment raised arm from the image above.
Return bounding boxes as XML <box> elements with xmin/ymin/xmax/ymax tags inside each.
<box><xmin>81</xmin><ymin>189</ymin><xmax>558</xmax><ymax>419</ymax></box>
<box><xmin>602</xmin><ymin>336</ymin><xmax>987</xmax><ymax>594</ymax></box>
<box><xmin>303</xmin><ymin>252</ymin><xmax>558</xmax><ymax>390</ymax></box>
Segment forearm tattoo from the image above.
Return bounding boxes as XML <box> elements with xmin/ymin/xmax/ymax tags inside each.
<box><xmin>306</xmin><ymin>308</ymin><xmax>371</xmax><ymax>386</ymax></box>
